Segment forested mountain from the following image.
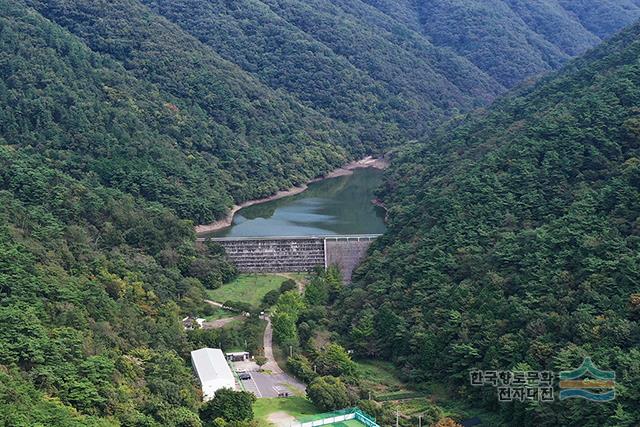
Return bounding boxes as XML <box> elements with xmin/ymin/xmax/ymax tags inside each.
<box><xmin>139</xmin><ymin>0</ymin><xmax>640</xmax><ymax>130</ymax></box>
<box><xmin>2</xmin><ymin>0</ymin><xmax>639</xmax><ymax>425</ymax></box>
<box><xmin>14</xmin><ymin>0</ymin><xmax>360</xmax><ymax>225</ymax></box>
<box><xmin>13</xmin><ymin>0</ymin><xmax>638</xmax><ymax>228</ymax></box>
<box><xmin>337</xmin><ymin>22</ymin><xmax>640</xmax><ymax>426</ymax></box>
<box><xmin>364</xmin><ymin>0</ymin><xmax>640</xmax><ymax>87</ymax></box>
<box><xmin>133</xmin><ymin>0</ymin><xmax>502</xmax><ymax>139</ymax></box>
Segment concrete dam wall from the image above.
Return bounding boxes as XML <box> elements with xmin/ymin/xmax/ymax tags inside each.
<box><xmin>199</xmin><ymin>235</ymin><xmax>381</xmax><ymax>282</ymax></box>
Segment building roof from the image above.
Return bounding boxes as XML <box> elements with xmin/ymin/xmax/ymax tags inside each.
<box><xmin>191</xmin><ymin>348</ymin><xmax>235</xmax><ymax>386</ymax></box>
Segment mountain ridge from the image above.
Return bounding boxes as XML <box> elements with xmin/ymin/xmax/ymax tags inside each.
<box><xmin>337</xmin><ymin>20</ymin><xmax>640</xmax><ymax>426</ymax></box>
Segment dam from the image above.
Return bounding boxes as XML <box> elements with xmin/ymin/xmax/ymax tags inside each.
<box><xmin>197</xmin><ymin>235</ymin><xmax>381</xmax><ymax>282</ymax></box>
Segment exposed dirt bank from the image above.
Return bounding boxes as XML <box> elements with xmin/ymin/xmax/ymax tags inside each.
<box><xmin>195</xmin><ymin>156</ymin><xmax>389</xmax><ymax>235</ymax></box>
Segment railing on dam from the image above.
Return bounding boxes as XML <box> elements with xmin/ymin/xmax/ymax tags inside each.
<box><xmin>196</xmin><ymin>234</ymin><xmax>382</xmax><ymax>281</ymax></box>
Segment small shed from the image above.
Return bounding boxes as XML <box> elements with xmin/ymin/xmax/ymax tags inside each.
<box><xmin>191</xmin><ymin>348</ymin><xmax>236</xmax><ymax>401</ymax></box>
<box><xmin>226</xmin><ymin>351</ymin><xmax>250</xmax><ymax>362</ymax></box>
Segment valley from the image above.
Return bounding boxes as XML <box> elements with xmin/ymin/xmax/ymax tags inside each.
<box><xmin>1</xmin><ymin>1</ymin><xmax>640</xmax><ymax>426</ymax></box>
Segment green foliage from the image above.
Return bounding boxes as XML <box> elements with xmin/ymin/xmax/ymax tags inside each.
<box><xmin>223</xmin><ymin>301</ymin><xmax>253</xmax><ymax>314</ymax></box>
<box><xmin>276</xmin><ymin>291</ymin><xmax>306</xmax><ymax>316</ymax></box>
<box><xmin>141</xmin><ymin>0</ymin><xmax>505</xmax><ymax>143</ymax></box>
<box><xmin>272</xmin><ymin>290</ymin><xmax>307</xmax><ymax>347</ymax></box>
<box><xmin>261</xmin><ymin>290</ymin><xmax>281</xmax><ymax>308</ymax></box>
<box><xmin>199</xmin><ymin>388</ymin><xmax>256</xmax><ymax>425</ymax></box>
<box><xmin>337</xmin><ymin>21</ymin><xmax>640</xmax><ymax>426</ymax></box>
<box><xmin>315</xmin><ymin>344</ymin><xmax>357</xmax><ymax>377</ymax></box>
<box><xmin>2</xmin><ymin>0</ymin><xmax>639</xmax><ymax>425</ymax></box>
<box><xmin>12</xmin><ymin>0</ymin><xmax>357</xmax><ymax>225</ymax></box>
<box><xmin>279</xmin><ymin>279</ymin><xmax>298</xmax><ymax>294</ymax></box>
<box><xmin>364</xmin><ymin>0</ymin><xmax>640</xmax><ymax>87</ymax></box>
<box><xmin>207</xmin><ymin>274</ymin><xmax>288</xmax><ymax>309</ymax></box>
<box><xmin>272</xmin><ymin>311</ymin><xmax>299</xmax><ymax>348</ymax></box>
<box><xmin>306</xmin><ymin>376</ymin><xmax>352</xmax><ymax>412</ymax></box>
<box><xmin>287</xmin><ymin>354</ymin><xmax>318</xmax><ymax>384</ymax></box>
<box><xmin>187</xmin><ymin>317</ymin><xmax>266</xmax><ymax>356</ymax></box>
<box><xmin>0</xmin><ymin>367</ymin><xmax>117</xmax><ymax>427</ymax></box>
<box><xmin>304</xmin><ymin>277</ymin><xmax>329</xmax><ymax>307</ymax></box>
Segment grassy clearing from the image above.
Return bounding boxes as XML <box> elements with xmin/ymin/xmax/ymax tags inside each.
<box><xmin>253</xmin><ymin>397</ymin><xmax>318</xmax><ymax>427</ymax></box>
<box><xmin>207</xmin><ymin>274</ymin><xmax>289</xmax><ymax>307</ymax></box>
<box><xmin>203</xmin><ymin>307</ymin><xmax>236</xmax><ymax>321</ymax></box>
<box><xmin>355</xmin><ymin>359</ymin><xmax>406</xmax><ymax>395</ymax></box>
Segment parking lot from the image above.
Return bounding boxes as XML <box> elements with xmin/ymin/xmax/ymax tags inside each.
<box><xmin>233</xmin><ymin>360</ymin><xmax>306</xmax><ymax>398</ymax></box>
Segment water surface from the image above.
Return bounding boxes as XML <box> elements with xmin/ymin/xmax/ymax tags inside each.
<box><xmin>210</xmin><ymin>168</ymin><xmax>386</xmax><ymax>237</ymax></box>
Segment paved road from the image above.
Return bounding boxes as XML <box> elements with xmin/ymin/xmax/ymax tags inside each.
<box><xmin>202</xmin><ymin>297</ymin><xmax>305</xmax><ymax>397</ymax></box>
<box><xmin>231</xmin><ymin>316</ymin><xmax>305</xmax><ymax>398</ymax></box>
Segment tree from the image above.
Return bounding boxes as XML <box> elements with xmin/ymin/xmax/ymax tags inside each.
<box><xmin>324</xmin><ymin>266</ymin><xmax>344</xmax><ymax>302</ymax></box>
<box><xmin>306</xmin><ymin>376</ymin><xmax>351</xmax><ymax>411</ymax></box>
<box><xmin>276</xmin><ymin>291</ymin><xmax>305</xmax><ymax>317</ymax></box>
<box><xmin>350</xmin><ymin>309</ymin><xmax>376</xmax><ymax>357</ymax></box>
<box><xmin>287</xmin><ymin>354</ymin><xmax>317</xmax><ymax>383</ymax></box>
<box><xmin>200</xmin><ymin>389</ymin><xmax>255</xmax><ymax>425</ymax></box>
<box><xmin>304</xmin><ymin>276</ymin><xmax>329</xmax><ymax>306</ymax></box>
<box><xmin>271</xmin><ymin>310</ymin><xmax>299</xmax><ymax>347</ymax></box>
<box><xmin>255</xmin><ymin>356</ymin><xmax>267</xmax><ymax>368</ymax></box>
<box><xmin>261</xmin><ymin>290</ymin><xmax>280</xmax><ymax>308</ymax></box>
<box><xmin>279</xmin><ymin>280</ymin><xmax>298</xmax><ymax>293</ymax></box>
<box><xmin>315</xmin><ymin>344</ymin><xmax>356</xmax><ymax>377</ymax></box>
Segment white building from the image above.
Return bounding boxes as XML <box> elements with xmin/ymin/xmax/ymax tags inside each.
<box><xmin>190</xmin><ymin>348</ymin><xmax>236</xmax><ymax>401</ymax></box>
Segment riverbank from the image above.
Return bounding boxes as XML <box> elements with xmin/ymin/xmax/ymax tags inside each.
<box><xmin>195</xmin><ymin>156</ymin><xmax>388</xmax><ymax>235</ymax></box>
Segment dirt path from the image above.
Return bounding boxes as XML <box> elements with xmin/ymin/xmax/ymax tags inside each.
<box><xmin>205</xmin><ymin>299</ymin><xmax>225</xmax><ymax>308</ymax></box>
<box><xmin>268</xmin><ymin>412</ymin><xmax>296</xmax><ymax>427</ymax></box>
<box><xmin>262</xmin><ymin>316</ymin><xmax>283</xmax><ymax>374</ymax></box>
<box><xmin>203</xmin><ymin>316</ymin><xmax>243</xmax><ymax>329</ymax></box>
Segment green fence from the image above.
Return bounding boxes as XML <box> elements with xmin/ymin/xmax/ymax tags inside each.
<box><xmin>296</xmin><ymin>408</ymin><xmax>358</xmax><ymax>423</ymax></box>
<box><xmin>293</xmin><ymin>407</ymin><xmax>379</xmax><ymax>427</ymax></box>
<box><xmin>353</xmin><ymin>408</ymin><xmax>378</xmax><ymax>427</ymax></box>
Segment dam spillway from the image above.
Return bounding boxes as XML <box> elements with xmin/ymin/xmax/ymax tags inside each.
<box><xmin>197</xmin><ymin>235</ymin><xmax>381</xmax><ymax>282</ymax></box>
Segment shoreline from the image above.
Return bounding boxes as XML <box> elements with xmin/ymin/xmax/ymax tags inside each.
<box><xmin>195</xmin><ymin>156</ymin><xmax>388</xmax><ymax>235</ymax></box>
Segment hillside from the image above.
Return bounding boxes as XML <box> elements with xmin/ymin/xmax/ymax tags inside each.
<box><xmin>2</xmin><ymin>0</ymin><xmax>640</xmax><ymax>425</ymax></box>
<box><xmin>337</xmin><ymin>22</ymin><xmax>640</xmax><ymax>426</ymax></box>
<box><xmin>140</xmin><ymin>0</ymin><xmax>640</xmax><ymax>131</ymax></box>
<box><xmin>141</xmin><ymin>0</ymin><xmax>503</xmax><ymax>140</ymax></box>
<box><xmin>16</xmin><ymin>0</ymin><xmax>639</xmax><ymax>228</ymax></box>
<box><xmin>18</xmin><ymin>0</ymin><xmax>372</xmax><ymax>225</ymax></box>
<box><xmin>364</xmin><ymin>0</ymin><xmax>640</xmax><ymax>87</ymax></box>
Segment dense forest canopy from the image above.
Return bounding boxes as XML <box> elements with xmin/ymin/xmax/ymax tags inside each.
<box><xmin>338</xmin><ymin>21</ymin><xmax>640</xmax><ymax>426</ymax></box>
<box><xmin>141</xmin><ymin>0</ymin><xmax>499</xmax><ymax>142</ymax></box>
<box><xmin>2</xmin><ymin>0</ymin><xmax>640</xmax><ymax>425</ymax></box>
<box><xmin>9</xmin><ymin>0</ymin><xmax>639</xmax><ymax>227</ymax></box>
<box><xmin>363</xmin><ymin>0</ymin><xmax>640</xmax><ymax>87</ymax></box>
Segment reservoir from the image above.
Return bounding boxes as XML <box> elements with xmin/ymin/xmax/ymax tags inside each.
<box><xmin>209</xmin><ymin>167</ymin><xmax>386</xmax><ymax>237</ymax></box>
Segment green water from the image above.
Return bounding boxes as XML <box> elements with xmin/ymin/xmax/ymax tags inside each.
<box><xmin>210</xmin><ymin>168</ymin><xmax>386</xmax><ymax>237</ymax></box>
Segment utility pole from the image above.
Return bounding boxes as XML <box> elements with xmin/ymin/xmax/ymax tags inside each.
<box><xmin>289</xmin><ymin>345</ymin><xmax>293</xmax><ymax>357</ymax></box>
<box><xmin>418</xmin><ymin>415</ymin><xmax>422</xmax><ymax>427</ymax></box>
<box><xmin>395</xmin><ymin>409</ymin><xmax>399</xmax><ymax>427</ymax></box>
